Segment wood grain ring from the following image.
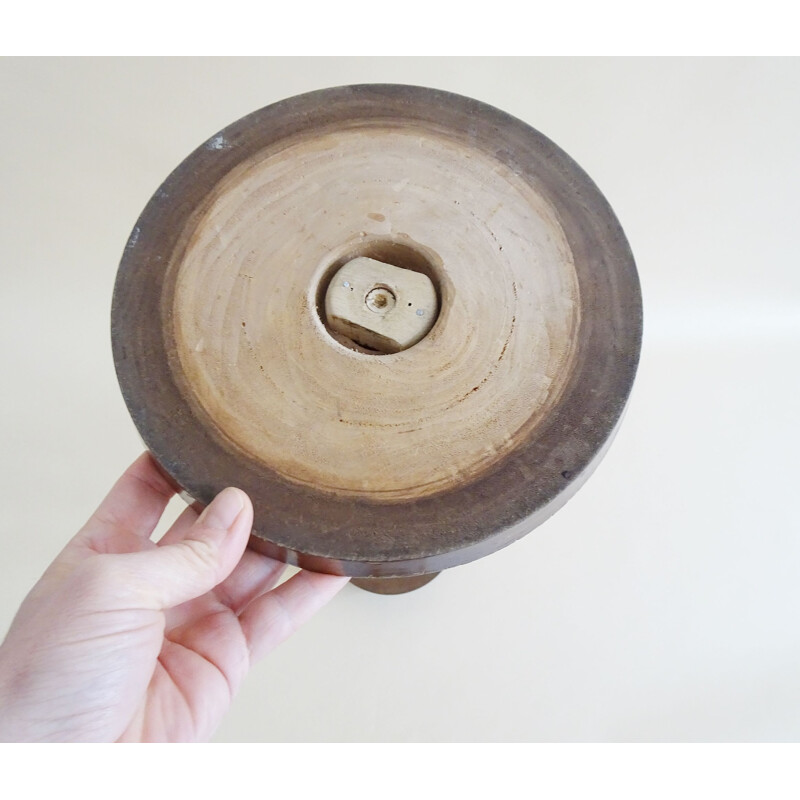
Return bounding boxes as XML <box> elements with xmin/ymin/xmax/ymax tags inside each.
<box><xmin>111</xmin><ymin>85</ymin><xmax>642</xmax><ymax>578</ymax></box>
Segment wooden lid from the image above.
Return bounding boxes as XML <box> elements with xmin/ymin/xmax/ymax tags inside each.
<box><xmin>111</xmin><ymin>85</ymin><xmax>642</xmax><ymax>578</ymax></box>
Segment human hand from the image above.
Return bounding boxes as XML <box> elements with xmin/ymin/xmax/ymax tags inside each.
<box><xmin>0</xmin><ymin>453</ymin><xmax>348</xmax><ymax>742</ymax></box>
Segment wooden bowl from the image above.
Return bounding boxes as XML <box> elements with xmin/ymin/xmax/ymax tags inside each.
<box><xmin>111</xmin><ymin>85</ymin><xmax>642</xmax><ymax>584</ymax></box>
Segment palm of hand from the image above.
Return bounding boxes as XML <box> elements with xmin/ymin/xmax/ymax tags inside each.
<box><xmin>0</xmin><ymin>455</ymin><xmax>347</xmax><ymax>743</ymax></box>
<box><xmin>122</xmin><ymin>544</ymin><xmax>293</xmax><ymax>743</ymax></box>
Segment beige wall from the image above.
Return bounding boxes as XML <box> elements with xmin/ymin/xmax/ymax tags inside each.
<box><xmin>1</xmin><ymin>58</ymin><xmax>798</xmax><ymax>741</ymax></box>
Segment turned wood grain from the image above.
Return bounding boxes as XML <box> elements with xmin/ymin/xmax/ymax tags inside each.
<box><xmin>170</xmin><ymin>124</ymin><xmax>578</xmax><ymax>501</ymax></box>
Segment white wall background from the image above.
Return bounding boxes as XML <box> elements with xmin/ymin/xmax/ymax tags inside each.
<box><xmin>1</xmin><ymin>58</ymin><xmax>798</xmax><ymax>741</ymax></box>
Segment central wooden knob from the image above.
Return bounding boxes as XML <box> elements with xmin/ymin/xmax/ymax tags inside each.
<box><xmin>324</xmin><ymin>256</ymin><xmax>438</xmax><ymax>354</ymax></box>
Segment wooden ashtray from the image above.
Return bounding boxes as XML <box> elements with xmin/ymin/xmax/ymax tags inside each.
<box><xmin>111</xmin><ymin>85</ymin><xmax>642</xmax><ymax>594</ymax></box>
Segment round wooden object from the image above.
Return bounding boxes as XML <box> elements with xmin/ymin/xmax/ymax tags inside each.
<box><xmin>112</xmin><ymin>85</ymin><xmax>642</xmax><ymax>579</ymax></box>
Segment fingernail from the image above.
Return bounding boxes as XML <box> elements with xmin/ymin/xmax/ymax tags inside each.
<box><xmin>198</xmin><ymin>487</ymin><xmax>244</xmax><ymax>530</ymax></box>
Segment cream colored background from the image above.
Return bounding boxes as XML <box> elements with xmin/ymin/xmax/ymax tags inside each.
<box><xmin>1</xmin><ymin>58</ymin><xmax>798</xmax><ymax>742</ymax></box>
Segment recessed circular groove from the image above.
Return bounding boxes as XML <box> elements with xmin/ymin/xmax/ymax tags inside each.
<box><xmin>315</xmin><ymin>236</ymin><xmax>444</xmax><ymax>355</ymax></box>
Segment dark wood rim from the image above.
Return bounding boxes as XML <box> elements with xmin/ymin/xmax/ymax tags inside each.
<box><xmin>111</xmin><ymin>84</ymin><xmax>642</xmax><ymax>578</ymax></box>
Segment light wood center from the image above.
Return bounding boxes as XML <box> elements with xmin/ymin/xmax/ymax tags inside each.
<box><xmin>171</xmin><ymin>125</ymin><xmax>580</xmax><ymax>501</ymax></box>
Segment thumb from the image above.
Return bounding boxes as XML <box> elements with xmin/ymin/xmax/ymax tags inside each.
<box><xmin>114</xmin><ymin>487</ymin><xmax>253</xmax><ymax>610</ymax></box>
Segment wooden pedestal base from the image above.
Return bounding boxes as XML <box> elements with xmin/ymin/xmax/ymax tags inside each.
<box><xmin>350</xmin><ymin>573</ymin><xmax>440</xmax><ymax>595</ymax></box>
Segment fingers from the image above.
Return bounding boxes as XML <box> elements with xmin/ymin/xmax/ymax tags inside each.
<box><xmin>214</xmin><ymin>550</ymin><xmax>287</xmax><ymax>614</ymax></box>
<box><xmin>157</xmin><ymin>502</ymin><xmax>200</xmax><ymax>546</ymax></box>
<box><xmin>239</xmin><ymin>570</ymin><xmax>349</xmax><ymax>663</ymax></box>
<box><xmin>111</xmin><ymin>487</ymin><xmax>254</xmax><ymax>610</ymax></box>
<box><xmin>159</xmin><ymin>503</ymin><xmax>286</xmax><ymax>613</ymax></box>
<box><xmin>81</xmin><ymin>452</ymin><xmax>177</xmax><ymax>546</ymax></box>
